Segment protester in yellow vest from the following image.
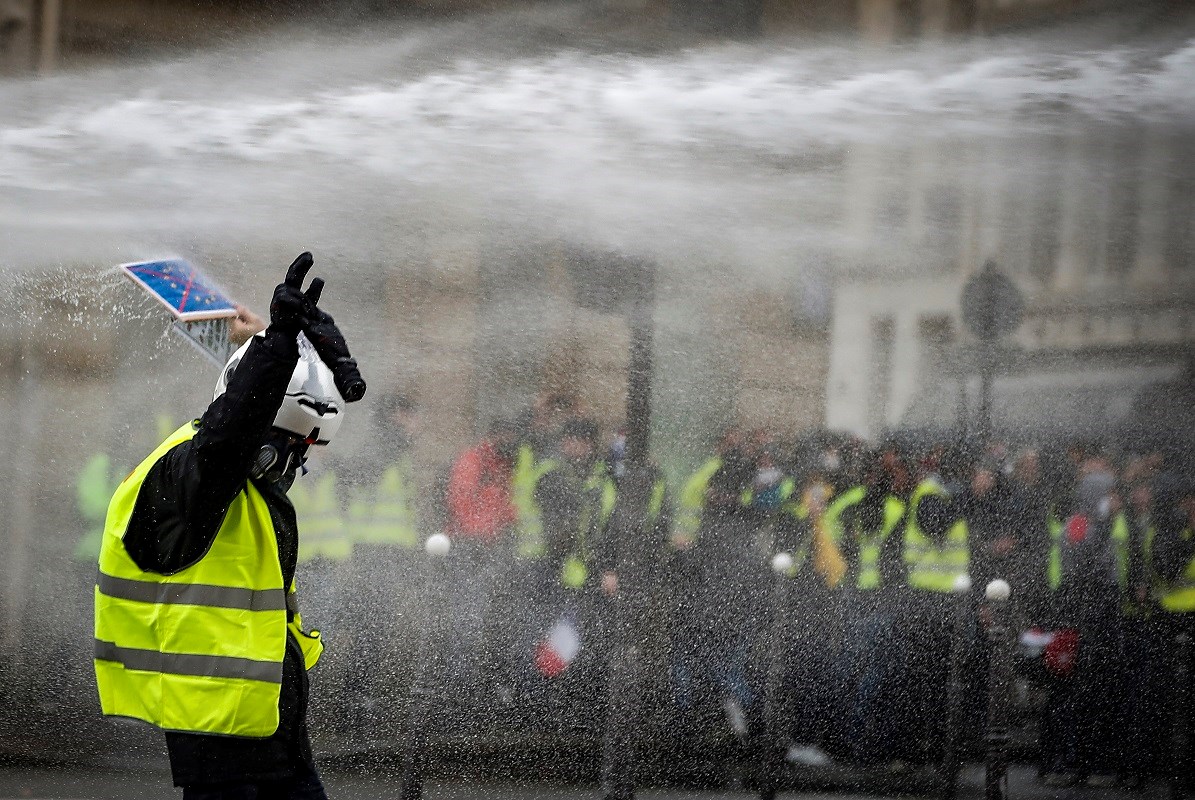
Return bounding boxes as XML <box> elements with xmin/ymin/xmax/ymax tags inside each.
<box><xmin>74</xmin><ymin>453</ymin><xmax>119</xmax><ymax>563</ymax></box>
<box><xmin>670</xmin><ymin>427</ymin><xmax>745</xmax><ymax>551</ymax></box>
<box><xmin>768</xmin><ymin>446</ymin><xmax>851</xmax><ymax>769</ymax></box>
<box><xmin>74</xmin><ymin>416</ymin><xmax>179</xmax><ymax>563</ymax></box>
<box><xmin>1146</xmin><ymin>472</ymin><xmax>1195</xmax><ymax>776</ymax></box>
<box><xmin>290</xmin><ymin>469</ymin><xmax>349</xmax><ymax>562</ymax></box>
<box><xmin>513</xmin><ymin>440</ymin><xmax>559</xmax><ymax>560</ymax></box>
<box><xmin>597</xmin><ymin>432</ymin><xmax>671</xmax><ymax>599</ymax></box>
<box><xmin>537</xmin><ymin>418</ymin><xmax>610</xmax><ymax>591</ymax></box>
<box><xmin>835</xmin><ymin>446</ymin><xmax>915</xmax><ymax>766</ymax></box>
<box><xmin>1150</xmin><ymin>473</ymin><xmax>1195</xmax><ymax>614</ymax></box>
<box><xmin>888</xmin><ymin>448</ymin><xmax>971</xmax><ymax>766</ymax></box>
<box><xmin>93</xmin><ymin>254</ymin><xmax>364</xmax><ymax>798</ymax></box>
<box><xmin>904</xmin><ymin>477</ymin><xmax>970</xmax><ymax>593</ymax></box>
<box><xmin>345</xmin><ymin>394</ymin><xmax>421</xmax><ymax>551</ymax></box>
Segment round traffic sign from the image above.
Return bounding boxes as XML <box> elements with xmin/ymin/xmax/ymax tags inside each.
<box><xmin>961</xmin><ymin>260</ymin><xmax>1024</xmax><ymax>340</ymax></box>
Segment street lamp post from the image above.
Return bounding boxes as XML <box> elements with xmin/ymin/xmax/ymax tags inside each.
<box><xmin>400</xmin><ymin>533</ymin><xmax>452</xmax><ymax>800</ymax></box>
<box><xmin>983</xmin><ymin>579</ymin><xmax>1013</xmax><ymax>800</ymax></box>
<box><xmin>758</xmin><ymin>552</ymin><xmax>795</xmax><ymax>800</ymax></box>
<box><xmin>940</xmin><ymin>573</ymin><xmax>973</xmax><ymax>800</ymax></box>
<box><xmin>600</xmin><ymin>256</ymin><xmax>657</xmax><ymax>800</ymax></box>
<box><xmin>1169</xmin><ymin>631</ymin><xmax>1190</xmax><ymax>800</ymax></box>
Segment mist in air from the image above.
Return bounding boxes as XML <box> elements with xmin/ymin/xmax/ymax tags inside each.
<box><xmin>0</xmin><ymin>0</ymin><xmax>1193</xmax><ymax>794</ymax></box>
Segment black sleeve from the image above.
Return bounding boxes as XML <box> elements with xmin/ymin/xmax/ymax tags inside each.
<box><xmin>877</xmin><ymin>517</ymin><xmax>907</xmax><ymax>588</ymax></box>
<box><xmin>123</xmin><ymin>329</ymin><xmax>300</xmax><ymax>574</ymax></box>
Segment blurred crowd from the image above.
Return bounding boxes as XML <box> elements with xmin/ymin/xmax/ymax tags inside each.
<box><xmin>75</xmin><ymin>390</ymin><xmax>1195</xmax><ymax>785</ymax></box>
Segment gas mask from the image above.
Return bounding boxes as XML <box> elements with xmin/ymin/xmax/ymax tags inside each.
<box><xmin>251</xmin><ymin>430</ymin><xmax>310</xmax><ymax>488</ymax></box>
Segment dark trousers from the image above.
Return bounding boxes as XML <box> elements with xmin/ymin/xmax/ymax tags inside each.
<box><xmin>841</xmin><ymin>600</ymin><xmax>901</xmax><ymax>763</ymax></box>
<box><xmin>1120</xmin><ymin>616</ymin><xmax>1167</xmax><ymax>777</ymax></box>
<box><xmin>182</xmin><ymin>762</ymin><xmax>327</xmax><ymax>800</ymax></box>
<box><xmin>892</xmin><ymin>593</ymin><xmax>953</xmax><ymax>763</ymax></box>
<box><xmin>1042</xmin><ymin>603</ymin><xmax>1123</xmax><ymax>775</ymax></box>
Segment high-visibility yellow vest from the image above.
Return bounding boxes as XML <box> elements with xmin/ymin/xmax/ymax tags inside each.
<box><xmin>75</xmin><ymin>453</ymin><xmax>119</xmax><ymax>563</ymax></box>
<box><xmin>347</xmin><ymin>460</ymin><xmax>418</xmax><ymax>549</ymax></box>
<box><xmin>649</xmin><ymin>479</ymin><xmax>667</xmax><ymax>525</ymax></box>
<box><xmin>1111</xmin><ymin>513</ymin><xmax>1130</xmax><ymax>591</ymax></box>
<box><xmin>672</xmin><ymin>457</ymin><xmax>722</xmax><ymax>544</ymax></box>
<box><xmin>513</xmin><ymin>444</ymin><xmax>558</xmax><ymax>560</ymax></box>
<box><xmin>823</xmin><ymin>486</ymin><xmax>866</xmax><ymax>538</ymax></box>
<box><xmin>903</xmin><ymin>480</ymin><xmax>969</xmax><ymax>593</ymax></box>
<box><xmin>572</xmin><ymin>474</ymin><xmax>667</xmax><ymax>581</ymax></box>
<box><xmin>599</xmin><ymin>474</ymin><xmax>668</xmax><ymax>526</ymax></box>
<box><xmin>561</xmin><ymin>461</ymin><xmax>618</xmax><ymax>589</ymax></box>
<box><xmin>1054</xmin><ymin>511</ymin><xmax>1151</xmax><ymax>614</ymax></box>
<box><xmin>1152</xmin><ymin>527</ymin><xmax>1195</xmax><ymax>613</ymax></box>
<box><xmin>94</xmin><ymin>422</ymin><xmax>323</xmax><ymax>738</ymax></box>
<box><xmin>823</xmin><ymin>487</ymin><xmax>907</xmax><ymax>591</ymax></box>
<box><xmin>1047</xmin><ymin>509</ymin><xmax>1063</xmax><ymax>591</ymax></box>
<box><xmin>778</xmin><ymin>482</ymin><xmax>845</xmax><ymax>587</ymax></box>
<box><xmin>292</xmin><ymin>471</ymin><xmax>350</xmax><ymax>562</ymax></box>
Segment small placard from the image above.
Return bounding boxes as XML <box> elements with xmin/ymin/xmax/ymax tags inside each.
<box><xmin>120</xmin><ymin>258</ymin><xmax>237</xmax><ymax>322</ymax></box>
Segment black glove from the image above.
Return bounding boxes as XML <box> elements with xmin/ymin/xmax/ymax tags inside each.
<box><xmin>269</xmin><ymin>252</ymin><xmax>324</xmax><ymax>334</ymax></box>
<box><xmin>304</xmin><ymin>307</ymin><xmax>367</xmax><ymax>402</ymax></box>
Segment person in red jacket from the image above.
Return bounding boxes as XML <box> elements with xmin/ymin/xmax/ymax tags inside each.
<box><xmin>441</xmin><ymin>420</ymin><xmax>520</xmax><ymax>699</ymax></box>
<box><xmin>445</xmin><ymin>420</ymin><xmax>519</xmax><ymax>543</ymax></box>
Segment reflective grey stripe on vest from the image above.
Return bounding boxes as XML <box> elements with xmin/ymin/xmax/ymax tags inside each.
<box><xmin>94</xmin><ymin>639</ymin><xmax>282</xmax><ymax>684</ymax></box>
<box><xmin>97</xmin><ymin>572</ymin><xmax>287</xmax><ymax>613</ymax></box>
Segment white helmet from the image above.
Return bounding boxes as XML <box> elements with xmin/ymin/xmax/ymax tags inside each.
<box><xmin>214</xmin><ymin>332</ymin><xmax>344</xmax><ymax>446</ymax></box>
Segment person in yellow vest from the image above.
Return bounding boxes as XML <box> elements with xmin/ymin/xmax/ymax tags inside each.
<box><xmin>1043</xmin><ymin>460</ymin><xmax>1124</xmax><ymax>786</ymax></box>
<box><xmin>1146</xmin><ymin>471</ymin><xmax>1195</xmax><ymax>780</ymax></box>
<box><xmin>833</xmin><ymin>445</ymin><xmax>913</xmax><ymax>765</ymax></box>
<box><xmin>591</xmin><ymin>429</ymin><xmax>672</xmax><ymax>602</ymax></box>
<box><xmin>532</xmin><ymin>418</ymin><xmax>610</xmax><ymax>704</ymax></box>
<box><xmin>672</xmin><ymin>433</ymin><xmax>763</xmax><ymax>742</ymax></box>
<box><xmin>663</xmin><ymin>429</ymin><xmax>739</xmax><ymax>743</ymax></box>
<box><xmin>1108</xmin><ymin>466</ymin><xmax>1167</xmax><ymax>787</ymax></box>
<box><xmin>535</xmin><ymin>419</ymin><xmax>608</xmax><ymax>592</ymax></box>
<box><xmin>574</xmin><ymin>430</ymin><xmax>674</xmax><ymax>730</ymax></box>
<box><xmin>74</xmin><ymin>453</ymin><xmax>120</xmax><ymax>564</ymax></box>
<box><xmin>1006</xmin><ymin>448</ymin><xmax>1060</xmax><ymax>626</ymax></box>
<box><xmin>338</xmin><ymin>394</ymin><xmax>423</xmax><ymax>734</ymax></box>
<box><xmin>346</xmin><ymin>394</ymin><xmax>421</xmax><ymax>552</ymax></box>
<box><xmin>93</xmin><ymin>254</ymin><xmax>364</xmax><ymax>799</ymax></box>
<box><xmin>73</xmin><ymin>415</ymin><xmax>182</xmax><ymax>563</ymax></box>
<box><xmin>770</xmin><ymin>445</ymin><xmax>847</xmax><ymax>769</ymax></box>
<box><xmin>890</xmin><ymin>447</ymin><xmax>971</xmax><ymax>765</ymax></box>
<box><xmin>670</xmin><ymin>427</ymin><xmax>745</xmax><ymax>551</ymax></box>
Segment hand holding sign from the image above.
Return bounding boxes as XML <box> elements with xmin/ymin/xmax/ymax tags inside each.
<box><xmin>120</xmin><ymin>258</ymin><xmax>239</xmax><ymax>365</ymax></box>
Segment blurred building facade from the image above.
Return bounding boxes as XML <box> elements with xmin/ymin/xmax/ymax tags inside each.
<box><xmin>825</xmin><ymin>126</ymin><xmax>1195</xmax><ymax>440</ymax></box>
<box><xmin>2</xmin><ymin>0</ymin><xmax>1128</xmax><ymax>73</ymax></box>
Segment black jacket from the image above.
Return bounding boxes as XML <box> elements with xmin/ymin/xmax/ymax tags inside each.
<box><xmin>120</xmin><ymin>328</ymin><xmax>316</xmax><ymax>787</ymax></box>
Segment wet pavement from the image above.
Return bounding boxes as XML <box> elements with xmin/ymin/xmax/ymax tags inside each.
<box><xmin>0</xmin><ymin>765</ymin><xmax>1163</xmax><ymax>800</ymax></box>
